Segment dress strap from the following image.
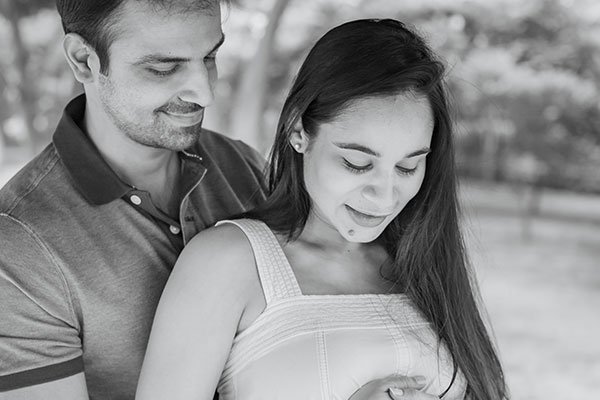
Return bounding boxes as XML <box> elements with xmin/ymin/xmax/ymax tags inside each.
<box><xmin>216</xmin><ymin>219</ymin><xmax>303</xmax><ymax>303</ymax></box>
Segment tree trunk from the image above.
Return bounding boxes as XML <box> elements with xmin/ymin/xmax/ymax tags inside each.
<box><xmin>229</xmin><ymin>0</ymin><xmax>292</xmax><ymax>152</ymax></box>
<box><xmin>1</xmin><ymin>0</ymin><xmax>38</xmax><ymax>156</ymax></box>
<box><xmin>0</xmin><ymin>122</ymin><xmax>5</xmax><ymax>165</ymax></box>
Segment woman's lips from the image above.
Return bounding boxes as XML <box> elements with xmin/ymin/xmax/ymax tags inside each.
<box><xmin>345</xmin><ymin>204</ymin><xmax>388</xmax><ymax>228</ymax></box>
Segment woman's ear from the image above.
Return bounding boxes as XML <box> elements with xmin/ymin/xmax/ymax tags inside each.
<box><xmin>289</xmin><ymin>120</ymin><xmax>310</xmax><ymax>153</ymax></box>
<box><xmin>62</xmin><ymin>33</ymin><xmax>101</xmax><ymax>84</ymax></box>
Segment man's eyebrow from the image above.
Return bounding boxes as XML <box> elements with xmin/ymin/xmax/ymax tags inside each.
<box><xmin>132</xmin><ymin>33</ymin><xmax>225</xmax><ymax>65</ymax></box>
<box><xmin>334</xmin><ymin>142</ymin><xmax>431</xmax><ymax>158</ymax></box>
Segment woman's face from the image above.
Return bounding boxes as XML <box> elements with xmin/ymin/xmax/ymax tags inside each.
<box><xmin>300</xmin><ymin>94</ymin><xmax>434</xmax><ymax>243</ymax></box>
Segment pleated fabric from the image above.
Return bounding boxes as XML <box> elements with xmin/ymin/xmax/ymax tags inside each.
<box><xmin>215</xmin><ymin>219</ymin><xmax>466</xmax><ymax>400</ymax></box>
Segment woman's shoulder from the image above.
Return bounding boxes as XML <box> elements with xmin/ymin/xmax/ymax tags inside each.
<box><xmin>171</xmin><ymin>220</ymin><xmax>263</xmax><ymax>295</ymax></box>
<box><xmin>177</xmin><ymin>220</ymin><xmax>267</xmax><ymax>327</ymax></box>
<box><xmin>182</xmin><ymin>219</ymin><xmax>255</xmax><ymax>265</ymax></box>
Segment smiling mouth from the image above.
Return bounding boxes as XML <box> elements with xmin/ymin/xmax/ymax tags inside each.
<box><xmin>345</xmin><ymin>205</ymin><xmax>389</xmax><ymax>228</ymax></box>
<box><xmin>159</xmin><ymin>109</ymin><xmax>204</xmax><ymax>127</ymax></box>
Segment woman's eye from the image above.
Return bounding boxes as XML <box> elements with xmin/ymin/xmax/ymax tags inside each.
<box><xmin>343</xmin><ymin>159</ymin><xmax>372</xmax><ymax>174</ymax></box>
<box><xmin>396</xmin><ymin>165</ymin><xmax>418</xmax><ymax>176</ymax></box>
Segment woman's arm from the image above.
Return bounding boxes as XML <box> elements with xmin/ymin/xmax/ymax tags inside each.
<box><xmin>136</xmin><ymin>224</ymin><xmax>260</xmax><ymax>400</ymax></box>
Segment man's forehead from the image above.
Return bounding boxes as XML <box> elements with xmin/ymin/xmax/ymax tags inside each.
<box><xmin>109</xmin><ymin>0</ymin><xmax>223</xmax><ymax>58</ymax></box>
<box><xmin>118</xmin><ymin>0</ymin><xmax>220</xmax><ymax>15</ymax></box>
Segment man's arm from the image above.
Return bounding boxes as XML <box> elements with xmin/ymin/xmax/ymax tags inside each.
<box><xmin>0</xmin><ymin>373</ymin><xmax>88</xmax><ymax>400</ymax></box>
<box><xmin>0</xmin><ymin>214</ymin><xmax>88</xmax><ymax>398</ymax></box>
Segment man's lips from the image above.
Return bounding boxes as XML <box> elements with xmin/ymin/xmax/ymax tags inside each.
<box><xmin>159</xmin><ymin>109</ymin><xmax>204</xmax><ymax>127</ymax></box>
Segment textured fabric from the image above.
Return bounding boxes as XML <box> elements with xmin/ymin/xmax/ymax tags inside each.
<box><xmin>0</xmin><ymin>95</ymin><xmax>266</xmax><ymax>399</ymax></box>
<box><xmin>216</xmin><ymin>219</ymin><xmax>467</xmax><ymax>400</ymax></box>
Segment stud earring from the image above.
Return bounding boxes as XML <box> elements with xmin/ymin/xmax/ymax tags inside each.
<box><xmin>293</xmin><ymin>143</ymin><xmax>301</xmax><ymax>151</ymax></box>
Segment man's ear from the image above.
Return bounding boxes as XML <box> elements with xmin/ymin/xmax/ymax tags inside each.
<box><xmin>62</xmin><ymin>33</ymin><xmax>102</xmax><ymax>84</ymax></box>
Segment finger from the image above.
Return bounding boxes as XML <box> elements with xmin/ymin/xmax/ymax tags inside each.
<box><xmin>388</xmin><ymin>387</ymin><xmax>404</xmax><ymax>399</ymax></box>
<box><xmin>388</xmin><ymin>388</ymin><xmax>438</xmax><ymax>400</ymax></box>
<box><xmin>383</xmin><ymin>375</ymin><xmax>428</xmax><ymax>390</ymax></box>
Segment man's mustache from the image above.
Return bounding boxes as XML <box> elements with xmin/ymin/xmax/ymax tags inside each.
<box><xmin>157</xmin><ymin>101</ymin><xmax>203</xmax><ymax>114</ymax></box>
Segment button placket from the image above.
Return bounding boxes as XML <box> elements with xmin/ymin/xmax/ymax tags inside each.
<box><xmin>130</xmin><ymin>195</ymin><xmax>142</xmax><ymax>205</ymax></box>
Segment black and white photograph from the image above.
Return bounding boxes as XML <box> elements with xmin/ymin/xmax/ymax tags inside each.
<box><xmin>0</xmin><ymin>0</ymin><xmax>598</xmax><ymax>399</ymax></box>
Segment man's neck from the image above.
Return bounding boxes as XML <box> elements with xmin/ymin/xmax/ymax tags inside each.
<box><xmin>83</xmin><ymin>96</ymin><xmax>181</xmax><ymax>215</ymax></box>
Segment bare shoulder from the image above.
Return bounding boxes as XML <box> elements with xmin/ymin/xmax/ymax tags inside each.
<box><xmin>184</xmin><ymin>222</ymin><xmax>251</xmax><ymax>252</ymax></box>
<box><xmin>173</xmin><ymin>221</ymin><xmax>257</xmax><ymax>290</ymax></box>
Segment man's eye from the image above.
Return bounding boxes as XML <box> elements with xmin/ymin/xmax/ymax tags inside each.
<box><xmin>147</xmin><ymin>65</ymin><xmax>180</xmax><ymax>77</ymax></box>
<box><xmin>343</xmin><ymin>159</ymin><xmax>372</xmax><ymax>174</ymax></box>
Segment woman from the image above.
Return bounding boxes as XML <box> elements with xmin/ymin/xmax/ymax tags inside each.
<box><xmin>136</xmin><ymin>19</ymin><xmax>507</xmax><ymax>400</ymax></box>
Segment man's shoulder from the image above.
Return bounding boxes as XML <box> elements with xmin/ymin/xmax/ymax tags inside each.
<box><xmin>193</xmin><ymin>128</ymin><xmax>265</xmax><ymax>168</ymax></box>
<box><xmin>0</xmin><ymin>144</ymin><xmax>63</xmax><ymax>217</ymax></box>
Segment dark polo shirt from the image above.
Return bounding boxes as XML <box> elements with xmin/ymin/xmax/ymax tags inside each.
<box><xmin>0</xmin><ymin>95</ymin><xmax>266</xmax><ymax>399</ymax></box>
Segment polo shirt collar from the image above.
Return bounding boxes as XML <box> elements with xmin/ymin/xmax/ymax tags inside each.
<box><xmin>53</xmin><ymin>94</ymin><xmax>131</xmax><ymax>205</ymax></box>
<box><xmin>53</xmin><ymin>94</ymin><xmax>205</xmax><ymax>206</ymax></box>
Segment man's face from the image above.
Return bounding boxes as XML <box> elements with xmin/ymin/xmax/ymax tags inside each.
<box><xmin>94</xmin><ymin>1</ymin><xmax>223</xmax><ymax>151</ymax></box>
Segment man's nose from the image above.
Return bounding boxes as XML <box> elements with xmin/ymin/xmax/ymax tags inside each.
<box><xmin>177</xmin><ymin>63</ymin><xmax>215</xmax><ymax>108</ymax></box>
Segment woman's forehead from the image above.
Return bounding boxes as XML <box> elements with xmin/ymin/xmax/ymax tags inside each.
<box><xmin>318</xmin><ymin>95</ymin><xmax>434</xmax><ymax>149</ymax></box>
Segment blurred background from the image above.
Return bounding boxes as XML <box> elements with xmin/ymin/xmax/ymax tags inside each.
<box><xmin>0</xmin><ymin>0</ymin><xmax>599</xmax><ymax>398</ymax></box>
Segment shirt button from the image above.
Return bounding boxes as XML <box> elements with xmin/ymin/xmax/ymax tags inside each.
<box><xmin>169</xmin><ymin>225</ymin><xmax>181</xmax><ymax>235</ymax></box>
<box><xmin>129</xmin><ymin>195</ymin><xmax>142</xmax><ymax>205</ymax></box>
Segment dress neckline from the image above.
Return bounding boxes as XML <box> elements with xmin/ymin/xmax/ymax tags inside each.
<box><xmin>262</xmin><ymin>221</ymin><xmax>405</xmax><ymax>299</ymax></box>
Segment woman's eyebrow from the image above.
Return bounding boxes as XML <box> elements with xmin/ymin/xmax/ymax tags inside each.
<box><xmin>334</xmin><ymin>142</ymin><xmax>431</xmax><ymax>158</ymax></box>
<box><xmin>406</xmin><ymin>148</ymin><xmax>431</xmax><ymax>158</ymax></box>
<box><xmin>333</xmin><ymin>142</ymin><xmax>379</xmax><ymax>156</ymax></box>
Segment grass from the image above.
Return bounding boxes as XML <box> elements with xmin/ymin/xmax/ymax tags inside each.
<box><xmin>461</xmin><ymin>181</ymin><xmax>600</xmax><ymax>399</ymax></box>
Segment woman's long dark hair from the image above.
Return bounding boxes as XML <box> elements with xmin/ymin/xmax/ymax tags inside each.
<box><xmin>247</xmin><ymin>19</ymin><xmax>507</xmax><ymax>400</ymax></box>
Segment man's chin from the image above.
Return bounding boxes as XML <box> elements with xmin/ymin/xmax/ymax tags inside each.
<box><xmin>127</xmin><ymin>125</ymin><xmax>202</xmax><ymax>152</ymax></box>
<box><xmin>156</xmin><ymin>132</ymin><xmax>201</xmax><ymax>152</ymax></box>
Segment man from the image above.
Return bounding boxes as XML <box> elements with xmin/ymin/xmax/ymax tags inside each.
<box><xmin>0</xmin><ymin>0</ymin><xmax>265</xmax><ymax>398</ymax></box>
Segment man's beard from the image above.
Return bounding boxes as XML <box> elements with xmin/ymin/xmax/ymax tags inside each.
<box><xmin>97</xmin><ymin>76</ymin><xmax>203</xmax><ymax>151</ymax></box>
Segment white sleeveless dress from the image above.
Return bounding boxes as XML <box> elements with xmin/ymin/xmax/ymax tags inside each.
<box><xmin>216</xmin><ymin>219</ymin><xmax>466</xmax><ymax>400</ymax></box>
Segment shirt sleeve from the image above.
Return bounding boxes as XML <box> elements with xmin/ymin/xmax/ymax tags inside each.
<box><xmin>0</xmin><ymin>214</ymin><xmax>83</xmax><ymax>391</ymax></box>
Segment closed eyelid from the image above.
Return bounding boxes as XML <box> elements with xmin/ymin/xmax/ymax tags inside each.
<box><xmin>148</xmin><ymin>63</ymin><xmax>179</xmax><ymax>69</ymax></box>
<box><xmin>343</xmin><ymin>153</ymin><xmax>370</xmax><ymax>162</ymax></box>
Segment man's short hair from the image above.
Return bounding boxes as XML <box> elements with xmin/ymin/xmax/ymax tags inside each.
<box><xmin>56</xmin><ymin>0</ymin><xmax>220</xmax><ymax>74</ymax></box>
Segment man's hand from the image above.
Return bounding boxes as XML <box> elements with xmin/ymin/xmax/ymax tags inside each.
<box><xmin>349</xmin><ymin>375</ymin><xmax>438</xmax><ymax>400</ymax></box>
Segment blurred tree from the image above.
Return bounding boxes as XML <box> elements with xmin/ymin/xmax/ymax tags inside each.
<box><xmin>1</xmin><ymin>0</ymin><xmax>599</xmax><ymax>193</ymax></box>
<box><xmin>0</xmin><ymin>0</ymin><xmax>55</xmax><ymax>155</ymax></box>
<box><xmin>229</xmin><ymin>0</ymin><xmax>292</xmax><ymax>152</ymax></box>
<box><xmin>386</xmin><ymin>0</ymin><xmax>600</xmax><ymax>192</ymax></box>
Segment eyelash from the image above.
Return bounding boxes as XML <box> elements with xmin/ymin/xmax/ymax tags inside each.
<box><xmin>342</xmin><ymin>159</ymin><xmax>417</xmax><ymax>176</ymax></box>
<box><xmin>146</xmin><ymin>53</ymin><xmax>217</xmax><ymax>77</ymax></box>
<box><xmin>147</xmin><ymin>65</ymin><xmax>180</xmax><ymax>77</ymax></box>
